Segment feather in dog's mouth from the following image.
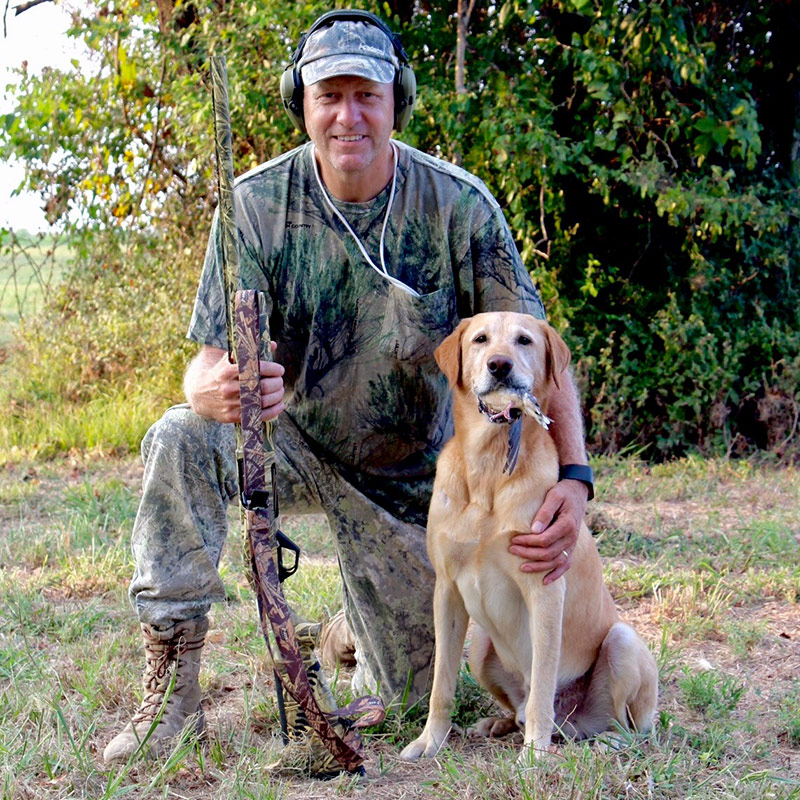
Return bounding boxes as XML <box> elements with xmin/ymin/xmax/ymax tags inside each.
<box><xmin>476</xmin><ymin>389</ymin><xmax>553</xmax><ymax>431</ymax></box>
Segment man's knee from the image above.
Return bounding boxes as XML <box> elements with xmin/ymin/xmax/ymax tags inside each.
<box><xmin>142</xmin><ymin>404</ymin><xmax>231</xmax><ymax>457</ymax></box>
<box><xmin>141</xmin><ymin>404</ymin><xmax>237</xmax><ymax>502</ymax></box>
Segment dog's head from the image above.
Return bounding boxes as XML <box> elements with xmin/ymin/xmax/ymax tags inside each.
<box><xmin>435</xmin><ymin>313</ymin><xmax>571</xmax><ymax>418</ymax></box>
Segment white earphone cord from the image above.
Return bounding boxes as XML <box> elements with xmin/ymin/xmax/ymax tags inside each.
<box><xmin>311</xmin><ymin>142</ymin><xmax>421</xmax><ymax>298</ymax></box>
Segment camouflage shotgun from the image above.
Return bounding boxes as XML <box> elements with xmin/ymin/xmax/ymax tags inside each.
<box><xmin>209</xmin><ymin>54</ymin><xmax>384</xmax><ymax>777</ymax></box>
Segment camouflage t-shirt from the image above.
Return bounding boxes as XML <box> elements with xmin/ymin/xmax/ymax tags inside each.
<box><xmin>188</xmin><ymin>140</ymin><xmax>544</xmax><ymax>521</ymax></box>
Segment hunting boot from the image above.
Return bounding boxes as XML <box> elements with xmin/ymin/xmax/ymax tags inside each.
<box><xmin>103</xmin><ymin>616</ymin><xmax>208</xmax><ymax>764</ymax></box>
<box><xmin>319</xmin><ymin>609</ymin><xmax>356</xmax><ymax>669</ymax></box>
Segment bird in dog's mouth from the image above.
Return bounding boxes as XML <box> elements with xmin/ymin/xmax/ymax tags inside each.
<box><xmin>477</xmin><ymin>389</ymin><xmax>552</xmax><ymax>431</ymax></box>
<box><xmin>474</xmin><ymin>389</ymin><xmax>553</xmax><ymax>476</ymax></box>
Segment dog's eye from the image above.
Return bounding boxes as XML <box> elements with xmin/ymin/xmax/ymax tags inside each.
<box><xmin>518</xmin><ymin>335</ymin><xmax>532</xmax><ymax>346</ymax></box>
<box><xmin>473</xmin><ymin>334</ymin><xmax>487</xmax><ymax>344</ymax></box>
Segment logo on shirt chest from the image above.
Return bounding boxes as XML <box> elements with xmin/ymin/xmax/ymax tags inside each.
<box><xmin>285</xmin><ymin>219</ymin><xmax>312</xmax><ymax>231</ymax></box>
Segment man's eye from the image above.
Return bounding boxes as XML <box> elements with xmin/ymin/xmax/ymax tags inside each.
<box><xmin>518</xmin><ymin>335</ymin><xmax>532</xmax><ymax>345</ymax></box>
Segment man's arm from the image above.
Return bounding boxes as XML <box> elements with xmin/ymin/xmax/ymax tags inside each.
<box><xmin>508</xmin><ymin>369</ymin><xmax>589</xmax><ymax>585</ymax></box>
<box><xmin>184</xmin><ymin>344</ymin><xmax>286</xmax><ymax>423</ymax></box>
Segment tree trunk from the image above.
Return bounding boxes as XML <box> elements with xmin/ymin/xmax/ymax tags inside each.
<box><xmin>453</xmin><ymin>0</ymin><xmax>478</xmax><ymax>166</ymax></box>
<box><xmin>455</xmin><ymin>0</ymin><xmax>477</xmax><ymax>95</ymax></box>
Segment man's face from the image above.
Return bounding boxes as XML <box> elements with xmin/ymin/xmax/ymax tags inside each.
<box><xmin>304</xmin><ymin>75</ymin><xmax>395</xmax><ymax>199</ymax></box>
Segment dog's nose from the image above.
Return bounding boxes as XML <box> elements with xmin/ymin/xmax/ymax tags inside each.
<box><xmin>487</xmin><ymin>355</ymin><xmax>513</xmax><ymax>380</ymax></box>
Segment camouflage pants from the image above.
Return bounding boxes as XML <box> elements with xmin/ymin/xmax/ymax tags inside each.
<box><xmin>129</xmin><ymin>404</ymin><xmax>435</xmax><ymax>705</ymax></box>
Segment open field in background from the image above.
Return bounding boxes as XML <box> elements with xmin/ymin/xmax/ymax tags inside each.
<box><xmin>1</xmin><ymin>454</ymin><xmax>798</xmax><ymax>799</ymax></box>
<box><xmin>0</xmin><ymin>232</ymin><xmax>72</xmax><ymax>345</ymax></box>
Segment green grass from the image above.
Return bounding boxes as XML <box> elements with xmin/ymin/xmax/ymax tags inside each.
<box><xmin>0</xmin><ymin>228</ymin><xmax>197</xmax><ymax>465</ymax></box>
<box><xmin>678</xmin><ymin>668</ymin><xmax>745</xmax><ymax>718</ymax></box>
<box><xmin>0</xmin><ymin>386</ymin><xmax>179</xmax><ymax>462</ymax></box>
<box><xmin>0</xmin><ymin>229</ymin><xmax>168</xmax><ymax>464</ymax></box>
<box><xmin>0</xmin><ymin>455</ymin><xmax>798</xmax><ymax>799</ymax></box>
<box><xmin>776</xmin><ymin>681</ymin><xmax>800</xmax><ymax>749</ymax></box>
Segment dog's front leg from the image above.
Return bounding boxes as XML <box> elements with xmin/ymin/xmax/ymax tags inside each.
<box><xmin>400</xmin><ymin>578</ymin><xmax>469</xmax><ymax>761</ymax></box>
<box><xmin>522</xmin><ymin>578</ymin><xmax>566</xmax><ymax>756</ymax></box>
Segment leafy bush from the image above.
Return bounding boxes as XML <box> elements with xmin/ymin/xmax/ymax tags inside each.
<box><xmin>402</xmin><ymin>1</ymin><xmax>800</xmax><ymax>459</ymax></box>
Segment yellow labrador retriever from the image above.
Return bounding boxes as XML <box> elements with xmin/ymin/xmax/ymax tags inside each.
<box><xmin>401</xmin><ymin>312</ymin><xmax>657</xmax><ymax>761</ymax></box>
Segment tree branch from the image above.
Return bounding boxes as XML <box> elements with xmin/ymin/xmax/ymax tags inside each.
<box><xmin>13</xmin><ymin>0</ymin><xmax>52</xmax><ymax>16</ymax></box>
<box><xmin>453</xmin><ymin>0</ymin><xmax>479</xmax><ymax>166</ymax></box>
<box><xmin>535</xmin><ymin>163</ymin><xmax>550</xmax><ymax>261</ymax></box>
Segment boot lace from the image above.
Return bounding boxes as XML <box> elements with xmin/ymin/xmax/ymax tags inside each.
<box><xmin>131</xmin><ymin>630</ymin><xmax>202</xmax><ymax>724</ymax></box>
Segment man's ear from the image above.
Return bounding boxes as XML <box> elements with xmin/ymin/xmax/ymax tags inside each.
<box><xmin>435</xmin><ymin>318</ymin><xmax>471</xmax><ymax>388</ymax></box>
<box><xmin>540</xmin><ymin>320</ymin><xmax>571</xmax><ymax>391</ymax></box>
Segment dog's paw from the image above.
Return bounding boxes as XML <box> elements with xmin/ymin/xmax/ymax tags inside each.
<box><xmin>399</xmin><ymin>727</ymin><xmax>451</xmax><ymax>761</ymax></box>
<box><xmin>468</xmin><ymin>715</ymin><xmax>520</xmax><ymax>739</ymax></box>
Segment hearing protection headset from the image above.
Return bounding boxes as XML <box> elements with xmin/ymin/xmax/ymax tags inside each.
<box><xmin>280</xmin><ymin>10</ymin><xmax>416</xmax><ymax>134</ymax></box>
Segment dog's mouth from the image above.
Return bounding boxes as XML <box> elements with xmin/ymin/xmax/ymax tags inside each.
<box><xmin>476</xmin><ymin>388</ymin><xmax>553</xmax><ymax>432</ymax></box>
<box><xmin>477</xmin><ymin>397</ymin><xmax>523</xmax><ymax>425</ymax></box>
<box><xmin>476</xmin><ymin>389</ymin><xmax>552</xmax><ymax>477</ymax></box>
<box><xmin>476</xmin><ymin>385</ymin><xmax>528</xmax><ymax>425</ymax></box>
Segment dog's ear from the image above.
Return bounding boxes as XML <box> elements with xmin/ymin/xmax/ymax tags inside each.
<box><xmin>542</xmin><ymin>322</ymin><xmax>571</xmax><ymax>391</ymax></box>
<box><xmin>435</xmin><ymin>318</ymin><xmax>471</xmax><ymax>387</ymax></box>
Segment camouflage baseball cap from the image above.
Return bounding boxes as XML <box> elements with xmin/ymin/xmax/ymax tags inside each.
<box><xmin>298</xmin><ymin>20</ymin><xmax>399</xmax><ymax>86</ymax></box>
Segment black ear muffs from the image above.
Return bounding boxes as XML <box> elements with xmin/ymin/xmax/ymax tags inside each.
<box><xmin>280</xmin><ymin>10</ymin><xmax>416</xmax><ymax>134</ymax></box>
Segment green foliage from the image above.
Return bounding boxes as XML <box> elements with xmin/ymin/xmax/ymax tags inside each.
<box><xmin>400</xmin><ymin>0</ymin><xmax>800</xmax><ymax>460</ymax></box>
<box><xmin>1</xmin><ymin>0</ymin><xmax>799</xmax><ymax>460</ymax></box>
<box><xmin>451</xmin><ymin>664</ymin><xmax>498</xmax><ymax>730</ymax></box>
<box><xmin>0</xmin><ymin>0</ymin><xmax>327</xmax><ymax>460</ymax></box>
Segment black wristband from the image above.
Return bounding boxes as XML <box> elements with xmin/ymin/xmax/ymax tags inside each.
<box><xmin>558</xmin><ymin>464</ymin><xmax>595</xmax><ymax>501</ymax></box>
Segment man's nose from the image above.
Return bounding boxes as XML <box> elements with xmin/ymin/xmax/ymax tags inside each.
<box><xmin>487</xmin><ymin>355</ymin><xmax>513</xmax><ymax>380</ymax></box>
<box><xmin>336</xmin><ymin>96</ymin><xmax>362</xmax><ymax>126</ymax></box>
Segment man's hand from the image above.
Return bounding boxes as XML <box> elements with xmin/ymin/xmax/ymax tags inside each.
<box><xmin>508</xmin><ymin>479</ymin><xmax>588</xmax><ymax>585</ymax></box>
<box><xmin>184</xmin><ymin>344</ymin><xmax>285</xmax><ymax>423</ymax></box>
